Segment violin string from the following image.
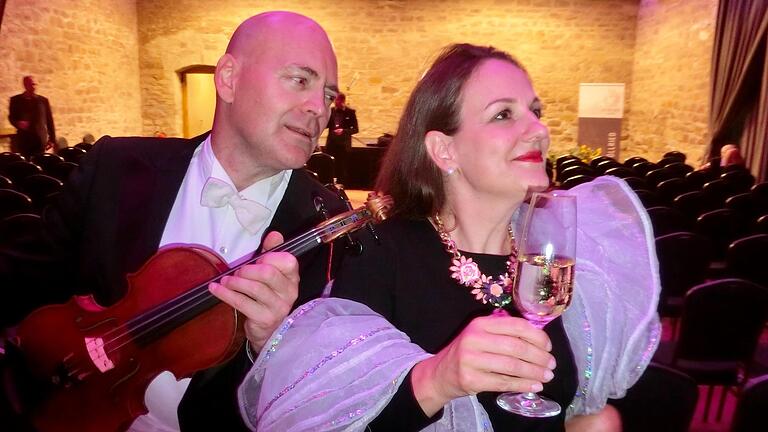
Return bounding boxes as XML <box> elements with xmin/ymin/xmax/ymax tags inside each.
<box><xmin>88</xmin><ymin>211</ymin><xmax>370</xmax><ymax>364</ymax></box>
<box><xmin>64</xmin><ymin>223</ymin><xmax>337</xmax><ymax>376</ymax></box>
<box><xmin>101</xmin><ymin>228</ymin><xmax>326</xmax><ymax>354</ymax></box>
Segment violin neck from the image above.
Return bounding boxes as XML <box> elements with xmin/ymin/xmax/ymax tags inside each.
<box><xmin>129</xmin><ymin>206</ymin><xmax>373</xmax><ymax>348</ymax></box>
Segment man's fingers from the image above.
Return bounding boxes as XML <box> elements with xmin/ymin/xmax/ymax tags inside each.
<box><xmin>261</xmin><ymin>231</ymin><xmax>284</xmax><ymax>252</ymax></box>
<box><xmin>238</xmin><ymin>254</ymin><xmax>300</xmax><ymax>293</ymax></box>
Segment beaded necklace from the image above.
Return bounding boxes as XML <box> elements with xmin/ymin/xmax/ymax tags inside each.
<box><xmin>432</xmin><ymin>214</ymin><xmax>517</xmax><ymax>308</ymax></box>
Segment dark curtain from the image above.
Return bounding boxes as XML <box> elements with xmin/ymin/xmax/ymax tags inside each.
<box><xmin>709</xmin><ymin>0</ymin><xmax>768</xmax><ymax>182</ymax></box>
<box><xmin>0</xmin><ymin>0</ymin><xmax>5</xmax><ymax>32</ymax></box>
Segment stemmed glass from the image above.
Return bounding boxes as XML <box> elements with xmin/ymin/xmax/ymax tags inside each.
<box><xmin>496</xmin><ymin>192</ymin><xmax>577</xmax><ymax>417</ymax></box>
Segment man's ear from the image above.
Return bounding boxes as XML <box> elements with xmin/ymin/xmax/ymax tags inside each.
<box><xmin>214</xmin><ymin>53</ymin><xmax>238</xmax><ymax>104</ymax></box>
<box><xmin>424</xmin><ymin>130</ymin><xmax>456</xmax><ymax>173</ymax></box>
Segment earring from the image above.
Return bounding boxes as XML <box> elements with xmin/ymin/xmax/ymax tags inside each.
<box><xmin>446</xmin><ymin>167</ymin><xmax>455</xmax><ymax>176</ymax></box>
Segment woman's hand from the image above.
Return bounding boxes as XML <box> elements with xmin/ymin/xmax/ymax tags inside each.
<box><xmin>410</xmin><ymin>310</ymin><xmax>556</xmax><ymax>416</ymax></box>
<box><xmin>565</xmin><ymin>404</ymin><xmax>622</xmax><ymax>432</ymax></box>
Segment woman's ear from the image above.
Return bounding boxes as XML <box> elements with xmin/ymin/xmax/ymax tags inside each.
<box><xmin>214</xmin><ymin>53</ymin><xmax>238</xmax><ymax>104</ymax></box>
<box><xmin>425</xmin><ymin>130</ymin><xmax>456</xmax><ymax>174</ymax></box>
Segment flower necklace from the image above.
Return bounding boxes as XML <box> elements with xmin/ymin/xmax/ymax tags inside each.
<box><xmin>432</xmin><ymin>214</ymin><xmax>517</xmax><ymax>308</ymax></box>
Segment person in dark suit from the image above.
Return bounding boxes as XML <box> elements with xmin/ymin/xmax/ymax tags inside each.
<box><xmin>8</xmin><ymin>76</ymin><xmax>56</xmax><ymax>158</ymax></box>
<box><xmin>325</xmin><ymin>92</ymin><xmax>358</xmax><ymax>184</ymax></box>
<box><xmin>0</xmin><ymin>11</ymin><xmax>344</xmax><ymax>432</ymax></box>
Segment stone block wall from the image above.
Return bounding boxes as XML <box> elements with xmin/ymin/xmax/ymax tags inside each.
<box><xmin>1</xmin><ymin>0</ymin><xmax>718</xmax><ymax>162</ymax></box>
<box><xmin>628</xmin><ymin>0</ymin><xmax>718</xmax><ymax>165</ymax></box>
<box><xmin>0</xmin><ymin>0</ymin><xmax>142</xmax><ymax>145</ymax></box>
<box><xmin>136</xmin><ymin>0</ymin><xmax>640</xmax><ymax>157</ymax></box>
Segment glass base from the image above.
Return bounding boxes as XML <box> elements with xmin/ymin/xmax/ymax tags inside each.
<box><xmin>496</xmin><ymin>391</ymin><xmax>561</xmax><ymax>418</ymax></box>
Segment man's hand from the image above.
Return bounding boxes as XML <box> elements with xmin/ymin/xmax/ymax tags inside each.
<box><xmin>208</xmin><ymin>231</ymin><xmax>299</xmax><ymax>353</ymax></box>
<box><xmin>333</xmin><ymin>128</ymin><xmax>344</xmax><ymax>135</ymax></box>
<box><xmin>17</xmin><ymin>120</ymin><xmax>30</xmax><ymax>130</ymax></box>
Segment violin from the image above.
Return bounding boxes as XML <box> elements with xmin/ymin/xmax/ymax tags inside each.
<box><xmin>6</xmin><ymin>194</ymin><xmax>393</xmax><ymax>432</ymax></box>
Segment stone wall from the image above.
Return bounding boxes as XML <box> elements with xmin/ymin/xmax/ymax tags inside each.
<box><xmin>628</xmin><ymin>0</ymin><xmax>718</xmax><ymax>164</ymax></box>
<box><xmin>0</xmin><ymin>0</ymin><xmax>142</xmax><ymax>146</ymax></box>
<box><xmin>136</xmin><ymin>0</ymin><xmax>640</xmax><ymax>157</ymax></box>
<box><xmin>1</xmin><ymin>0</ymin><xmax>718</xmax><ymax>162</ymax></box>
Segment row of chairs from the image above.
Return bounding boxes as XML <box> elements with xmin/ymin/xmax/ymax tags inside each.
<box><xmin>0</xmin><ymin>177</ymin><xmax>63</xmax><ymax>219</ymax></box>
<box><xmin>612</xmin><ymin>363</ymin><xmax>768</xmax><ymax>432</ymax></box>
<box><xmin>656</xmin><ymin>233</ymin><xmax>768</xmax><ymax>319</ymax></box>
<box><xmin>0</xmin><ymin>149</ymin><xmax>90</xmax><ymax>219</ymax></box>
<box><xmin>649</xmin><ymin>203</ymin><xmax>768</xmax><ymax>262</ymax></box>
<box><xmin>651</xmin><ymin>278</ymin><xmax>768</xmax><ymax>424</ymax></box>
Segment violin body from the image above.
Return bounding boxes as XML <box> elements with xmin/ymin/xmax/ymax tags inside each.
<box><xmin>13</xmin><ymin>247</ymin><xmax>242</xmax><ymax>432</ymax></box>
<box><xmin>7</xmin><ymin>193</ymin><xmax>393</xmax><ymax>431</ymax></box>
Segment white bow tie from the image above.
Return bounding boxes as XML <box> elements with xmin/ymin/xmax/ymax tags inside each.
<box><xmin>200</xmin><ymin>177</ymin><xmax>271</xmax><ymax>235</ymax></box>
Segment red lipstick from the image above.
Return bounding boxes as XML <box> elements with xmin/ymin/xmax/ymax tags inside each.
<box><xmin>514</xmin><ymin>151</ymin><xmax>543</xmax><ymax>163</ymax></box>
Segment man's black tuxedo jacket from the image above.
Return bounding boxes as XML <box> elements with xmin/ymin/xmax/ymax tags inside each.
<box><xmin>8</xmin><ymin>93</ymin><xmax>56</xmax><ymax>154</ymax></box>
<box><xmin>0</xmin><ymin>133</ymin><xmax>347</xmax><ymax>430</ymax></box>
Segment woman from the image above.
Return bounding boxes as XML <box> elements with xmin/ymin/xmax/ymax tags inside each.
<box><xmin>239</xmin><ymin>44</ymin><xmax>660</xmax><ymax>431</ymax></box>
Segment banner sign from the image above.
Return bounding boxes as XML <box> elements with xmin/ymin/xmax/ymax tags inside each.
<box><xmin>577</xmin><ymin>83</ymin><xmax>625</xmax><ymax>159</ymax></box>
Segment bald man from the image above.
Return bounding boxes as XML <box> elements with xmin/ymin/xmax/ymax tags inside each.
<box><xmin>0</xmin><ymin>12</ymin><xmax>346</xmax><ymax>431</ymax></box>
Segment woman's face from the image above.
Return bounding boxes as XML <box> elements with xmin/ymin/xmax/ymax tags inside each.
<box><xmin>449</xmin><ymin>59</ymin><xmax>550</xmax><ymax>198</ymax></box>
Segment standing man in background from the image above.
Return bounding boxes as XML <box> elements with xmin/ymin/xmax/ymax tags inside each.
<box><xmin>8</xmin><ymin>76</ymin><xmax>56</xmax><ymax>158</ymax></box>
<box><xmin>325</xmin><ymin>92</ymin><xmax>358</xmax><ymax>185</ymax></box>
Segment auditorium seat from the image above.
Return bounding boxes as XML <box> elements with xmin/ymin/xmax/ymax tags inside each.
<box><xmin>610</xmin><ymin>363</ymin><xmax>698</xmax><ymax>432</ymax></box>
<box><xmin>656</xmin><ymin>279</ymin><xmax>768</xmax><ymax>422</ymax></box>
<box><xmin>663</xmin><ymin>162</ymin><xmax>694</xmax><ymax>177</ymax></box>
<box><xmin>656</xmin><ymin>178</ymin><xmax>692</xmax><ymax>205</ymax></box>
<box><xmin>726</xmin><ymin>234</ymin><xmax>768</xmax><ymax>287</ymax></box>
<box><xmin>590</xmin><ymin>155</ymin><xmax>617</xmax><ymax>168</ymax></box>
<box><xmin>594</xmin><ymin>159</ymin><xmax>622</xmax><ymax>174</ymax></box>
<box><xmin>655</xmin><ymin>231</ymin><xmax>712</xmax><ymax>319</ymax></box>
<box><xmin>695</xmin><ymin>209</ymin><xmax>743</xmax><ymax>262</ymax></box>
<box><xmin>631</xmin><ymin>160</ymin><xmax>658</xmax><ymax>177</ymax></box>
<box><xmin>685</xmin><ymin>169</ymin><xmax>717</xmax><ymax>190</ymax></box>
<box><xmin>646</xmin><ymin>167</ymin><xmax>679</xmax><ymax>188</ymax></box>
<box><xmin>56</xmin><ymin>146</ymin><xmax>87</xmax><ymax>164</ymax></box>
<box><xmin>0</xmin><ymin>152</ymin><xmax>25</xmax><ymax>168</ymax></box>
<box><xmin>305</xmin><ymin>152</ymin><xmax>336</xmax><ymax>185</ymax></box>
<box><xmin>0</xmin><ymin>160</ymin><xmax>42</xmax><ymax>183</ymax></box>
<box><xmin>731</xmin><ymin>374</ymin><xmax>768</xmax><ymax>432</ymax></box>
<box><xmin>721</xmin><ymin>169</ymin><xmax>756</xmax><ymax>195</ymax></box>
<box><xmin>647</xmin><ymin>206</ymin><xmax>689</xmax><ymax>236</ymax></box>
<box><xmin>662</xmin><ymin>150</ymin><xmax>686</xmax><ymax>162</ymax></box>
<box><xmin>623</xmin><ymin>156</ymin><xmax>647</xmax><ymax>167</ymax></box>
<box><xmin>18</xmin><ymin>174</ymin><xmax>64</xmax><ymax>213</ymax></box>
<box><xmin>672</xmin><ymin>191</ymin><xmax>707</xmax><ymax>225</ymax></box>
<box><xmin>0</xmin><ymin>175</ymin><xmax>13</xmax><ymax>191</ymax></box>
<box><xmin>558</xmin><ymin>165</ymin><xmax>595</xmax><ymax>182</ymax></box>
<box><xmin>622</xmin><ymin>176</ymin><xmax>651</xmax><ymax>192</ymax></box>
<box><xmin>0</xmin><ymin>189</ymin><xmax>34</xmax><ymax>220</ymax></box>
<box><xmin>30</xmin><ymin>153</ymin><xmax>64</xmax><ymax>174</ymax></box>
<box><xmin>46</xmin><ymin>161</ymin><xmax>78</xmax><ymax>183</ymax></box>
<box><xmin>603</xmin><ymin>166</ymin><xmax>636</xmax><ymax>179</ymax></box>
<box><xmin>560</xmin><ymin>174</ymin><xmax>594</xmax><ymax>189</ymax></box>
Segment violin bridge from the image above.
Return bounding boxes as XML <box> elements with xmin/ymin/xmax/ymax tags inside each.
<box><xmin>85</xmin><ymin>336</ymin><xmax>115</xmax><ymax>372</ymax></box>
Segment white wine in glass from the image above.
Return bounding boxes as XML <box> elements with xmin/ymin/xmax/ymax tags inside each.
<box><xmin>497</xmin><ymin>191</ymin><xmax>576</xmax><ymax>418</ymax></box>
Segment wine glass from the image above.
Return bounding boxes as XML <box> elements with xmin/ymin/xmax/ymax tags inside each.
<box><xmin>496</xmin><ymin>191</ymin><xmax>577</xmax><ymax>417</ymax></box>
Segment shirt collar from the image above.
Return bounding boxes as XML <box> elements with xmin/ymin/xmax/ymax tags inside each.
<box><xmin>197</xmin><ymin>135</ymin><xmax>291</xmax><ymax>206</ymax></box>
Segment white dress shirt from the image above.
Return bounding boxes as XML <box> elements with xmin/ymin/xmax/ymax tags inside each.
<box><xmin>128</xmin><ymin>135</ymin><xmax>291</xmax><ymax>432</ymax></box>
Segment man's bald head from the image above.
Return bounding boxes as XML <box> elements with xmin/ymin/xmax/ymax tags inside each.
<box><xmin>226</xmin><ymin>11</ymin><xmax>333</xmax><ymax>60</ymax></box>
<box><xmin>211</xmin><ymin>11</ymin><xmax>339</xmax><ymax>187</ymax></box>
